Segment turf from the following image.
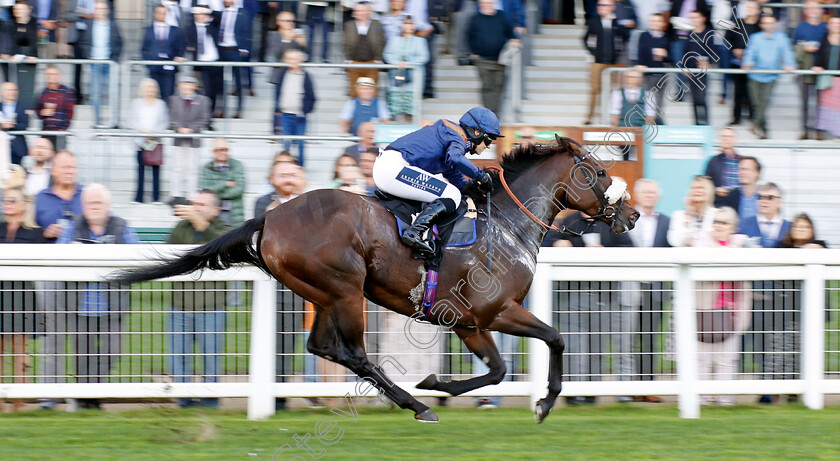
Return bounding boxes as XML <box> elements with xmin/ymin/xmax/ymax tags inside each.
<box><xmin>1</xmin><ymin>405</ymin><xmax>839</xmax><ymax>460</ymax></box>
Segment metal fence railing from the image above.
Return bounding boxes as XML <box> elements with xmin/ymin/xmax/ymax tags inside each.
<box><xmin>1</xmin><ymin>245</ymin><xmax>839</xmax><ymax>420</ymax></box>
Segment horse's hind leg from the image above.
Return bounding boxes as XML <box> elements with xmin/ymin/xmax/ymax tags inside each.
<box><xmin>489</xmin><ymin>302</ymin><xmax>564</xmax><ymax>423</ymax></box>
<box><xmin>416</xmin><ymin>327</ymin><xmax>506</xmax><ymax>396</ymax></box>
<box><xmin>306</xmin><ymin>300</ymin><xmax>438</xmax><ymax>423</ymax></box>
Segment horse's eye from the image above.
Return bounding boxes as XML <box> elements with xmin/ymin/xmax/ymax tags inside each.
<box><xmin>597</xmin><ymin>170</ymin><xmax>606</xmax><ymax>177</ymax></box>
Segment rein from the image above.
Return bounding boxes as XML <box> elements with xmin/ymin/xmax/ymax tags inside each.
<box><xmin>486</xmin><ymin>149</ymin><xmax>628</xmax><ymax>238</ymax></box>
<box><xmin>486</xmin><ymin>166</ymin><xmax>560</xmax><ymax>232</ymax></box>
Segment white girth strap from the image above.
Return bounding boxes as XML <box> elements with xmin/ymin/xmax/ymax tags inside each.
<box><xmin>604</xmin><ymin>179</ymin><xmax>630</xmax><ymax>205</ymax></box>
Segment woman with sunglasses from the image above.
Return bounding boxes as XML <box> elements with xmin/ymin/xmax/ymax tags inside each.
<box><xmin>0</xmin><ymin>186</ymin><xmax>47</xmax><ymax>410</ymax></box>
<box><xmin>372</xmin><ymin>106</ymin><xmax>499</xmax><ymax>255</ymax></box>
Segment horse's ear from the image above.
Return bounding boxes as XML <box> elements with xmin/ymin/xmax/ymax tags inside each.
<box><xmin>555</xmin><ymin>133</ymin><xmax>564</xmax><ymax>146</ymax></box>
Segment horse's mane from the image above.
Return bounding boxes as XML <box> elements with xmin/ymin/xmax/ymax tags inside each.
<box><xmin>464</xmin><ymin>139</ymin><xmax>579</xmax><ymax>203</ymax></box>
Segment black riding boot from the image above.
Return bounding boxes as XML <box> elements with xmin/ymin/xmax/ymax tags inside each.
<box><xmin>401</xmin><ymin>199</ymin><xmax>451</xmax><ymax>255</ymax></box>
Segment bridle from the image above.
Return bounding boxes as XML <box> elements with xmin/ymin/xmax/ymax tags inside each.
<box><xmin>486</xmin><ymin>144</ymin><xmax>630</xmax><ymax>238</ymax></box>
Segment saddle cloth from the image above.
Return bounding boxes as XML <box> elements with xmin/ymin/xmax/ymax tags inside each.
<box><xmin>374</xmin><ymin>189</ymin><xmax>478</xmax><ymax>270</ymax></box>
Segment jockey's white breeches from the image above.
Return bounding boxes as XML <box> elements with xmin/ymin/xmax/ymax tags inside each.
<box><xmin>372</xmin><ymin>150</ymin><xmax>462</xmax><ymax>204</ymax></box>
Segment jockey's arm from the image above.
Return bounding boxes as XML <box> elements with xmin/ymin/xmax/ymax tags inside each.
<box><xmin>444</xmin><ymin>142</ymin><xmax>482</xmax><ymax>180</ymax></box>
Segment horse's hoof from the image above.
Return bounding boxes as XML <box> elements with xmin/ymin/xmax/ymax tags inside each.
<box><xmin>416</xmin><ymin>374</ymin><xmax>438</xmax><ymax>390</ymax></box>
<box><xmin>415</xmin><ymin>408</ymin><xmax>439</xmax><ymax>423</ymax></box>
<box><xmin>534</xmin><ymin>399</ymin><xmax>550</xmax><ymax>424</ymax></box>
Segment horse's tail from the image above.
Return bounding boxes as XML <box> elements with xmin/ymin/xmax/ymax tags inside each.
<box><xmin>110</xmin><ymin>215</ymin><xmax>270</xmax><ymax>283</ymax></box>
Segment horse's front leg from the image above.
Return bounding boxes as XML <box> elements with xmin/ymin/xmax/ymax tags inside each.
<box><xmin>416</xmin><ymin>327</ymin><xmax>506</xmax><ymax>396</ymax></box>
<box><xmin>488</xmin><ymin>302</ymin><xmax>564</xmax><ymax>423</ymax></box>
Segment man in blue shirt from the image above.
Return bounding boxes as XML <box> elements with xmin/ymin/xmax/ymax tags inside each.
<box><xmin>35</xmin><ymin>150</ymin><xmax>83</xmax><ymax>241</ymax></box>
<box><xmin>373</xmin><ymin>106</ymin><xmax>498</xmax><ymax>255</ymax></box>
<box><xmin>742</xmin><ymin>14</ymin><xmax>796</xmax><ymax>139</ymax></box>
<box><xmin>793</xmin><ymin>2</ymin><xmax>827</xmax><ymax>140</ymax></box>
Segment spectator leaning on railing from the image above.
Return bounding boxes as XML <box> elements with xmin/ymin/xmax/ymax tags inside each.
<box><xmin>265</xmin><ymin>9</ymin><xmax>308</xmax><ymax>84</ymax></box>
<box><xmin>741</xmin><ymin>14</ymin><xmax>795</xmax><ymax>140</ymax></box>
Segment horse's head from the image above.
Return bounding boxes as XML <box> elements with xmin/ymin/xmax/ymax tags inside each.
<box><xmin>555</xmin><ymin>134</ymin><xmax>639</xmax><ymax>233</ymax></box>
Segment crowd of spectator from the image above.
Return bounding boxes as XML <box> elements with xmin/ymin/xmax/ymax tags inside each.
<box><xmin>588</xmin><ymin>0</ymin><xmax>840</xmax><ymax>140</ymax></box>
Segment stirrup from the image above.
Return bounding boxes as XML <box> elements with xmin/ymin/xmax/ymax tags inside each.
<box><xmin>402</xmin><ymin>230</ymin><xmax>435</xmax><ymax>255</ymax></box>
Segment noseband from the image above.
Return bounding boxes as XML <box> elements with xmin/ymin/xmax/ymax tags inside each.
<box><xmin>487</xmin><ymin>148</ymin><xmax>630</xmax><ymax>238</ymax></box>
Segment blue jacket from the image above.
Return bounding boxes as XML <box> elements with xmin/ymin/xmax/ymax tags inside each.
<box><xmin>738</xmin><ymin>215</ymin><xmax>792</xmax><ymax>248</ymax></box>
<box><xmin>273</xmin><ymin>68</ymin><xmax>316</xmax><ymax>115</ymax></box>
<box><xmin>35</xmin><ymin>184</ymin><xmax>84</xmax><ymax>240</ymax></box>
<box><xmin>386</xmin><ymin>119</ymin><xmax>482</xmax><ymax>189</ymax></box>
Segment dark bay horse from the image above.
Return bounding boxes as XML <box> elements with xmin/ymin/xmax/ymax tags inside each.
<box><xmin>114</xmin><ymin>135</ymin><xmax>638</xmax><ymax>423</ymax></box>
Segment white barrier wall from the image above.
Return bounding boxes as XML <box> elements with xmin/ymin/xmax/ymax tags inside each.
<box><xmin>0</xmin><ymin>245</ymin><xmax>839</xmax><ymax>419</ymax></box>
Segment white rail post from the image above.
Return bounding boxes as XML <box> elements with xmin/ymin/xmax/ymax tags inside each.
<box><xmin>802</xmin><ymin>264</ymin><xmax>825</xmax><ymax>410</ymax></box>
<box><xmin>248</xmin><ymin>276</ymin><xmax>277</xmax><ymax>420</ymax></box>
<box><xmin>674</xmin><ymin>263</ymin><xmax>700</xmax><ymax>418</ymax></box>
<box><xmin>529</xmin><ymin>262</ymin><xmax>552</xmax><ymax>407</ymax></box>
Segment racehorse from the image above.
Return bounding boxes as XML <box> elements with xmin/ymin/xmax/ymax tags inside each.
<box><xmin>113</xmin><ymin>135</ymin><xmax>638</xmax><ymax>423</ymax></box>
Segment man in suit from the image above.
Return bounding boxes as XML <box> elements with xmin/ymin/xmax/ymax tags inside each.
<box><xmin>141</xmin><ymin>4</ymin><xmax>186</xmax><ymax>103</ymax></box>
<box><xmin>218</xmin><ymin>0</ymin><xmax>253</xmax><ymax>118</ymax></box>
<box><xmin>168</xmin><ymin>76</ymin><xmax>211</xmax><ymax>204</ymax></box>
<box><xmin>738</xmin><ymin>181</ymin><xmax>793</xmax><ymax>404</ymax></box>
<box><xmin>185</xmin><ymin>6</ymin><xmax>224</xmax><ymax>117</ymax></box>
<box><xmin>582</xmin><ymin>0</ymin><xmax>630</xmax><ymax>124</ymax></box>
<box><xmin>738</xmin><ymin>182</ymin><xmax>791</xmax><ymax>248</ymax></box>
<box><xmin>75</xmin><ymin>1</ymin><xmax>122</xmax><ymax>128</ymax></box>
<box><xmin>0</xmin><ymin>82</ymin><xmax>29</xmax><ymax>165</ymax></box>
<box><xmin>343</xmin><ymin>1</ymin><xmax>386</xmax><ymax>97</ymax></box>
<box><xmin>627</xmin><ymin>178</ymin><xmax>670</xmax><ymax>402</ymax></box>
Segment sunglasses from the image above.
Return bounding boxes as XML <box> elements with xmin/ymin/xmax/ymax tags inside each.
<box><xmin>713</xmin><ymin>219</ymin><xmax>731</xmax><ymax>225</ymax></box>
<box><xmin>758</xmin><ymin>194</ymin><xmax>779</xmax><ymax>200</ymax></box>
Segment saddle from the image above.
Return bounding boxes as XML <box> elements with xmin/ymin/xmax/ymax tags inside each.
<box><xmin>374</xmin><ymin>189</ymin><xmax>478</xmax><ymax>271</ymax></box>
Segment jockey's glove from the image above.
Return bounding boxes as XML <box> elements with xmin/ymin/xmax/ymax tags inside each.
<box><xmin>476</xmin><ymin>172</ymin><xmax>493</xmax><ymax>193</ymax></box>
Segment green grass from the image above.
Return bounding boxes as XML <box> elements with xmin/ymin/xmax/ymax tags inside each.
<box><xmin>1</xmin><ymin>405</ymin><xmax>839</xmax><ymax>460</ymax></box>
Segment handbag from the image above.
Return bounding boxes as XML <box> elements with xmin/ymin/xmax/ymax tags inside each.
<box><xmin>142</xmin><ymin>142</ymin><xmax>163</xmax><ymax>166</ymax></box>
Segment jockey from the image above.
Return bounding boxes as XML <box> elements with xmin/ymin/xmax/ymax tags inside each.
<box><xmin>372</xmin><ymin>106</ymin><xmax>500</xmax><ymax>255</ymax></box>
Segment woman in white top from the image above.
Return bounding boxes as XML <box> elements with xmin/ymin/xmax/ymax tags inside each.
<box><xmin>667</xmin><ymin>175</ymin><xmax>718</xmax><ymax>247</ymax></box>
<box><xmin>130</xmin><ymin>79</ymin><xmax>169</xmax><ymax>204</ymax></box>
